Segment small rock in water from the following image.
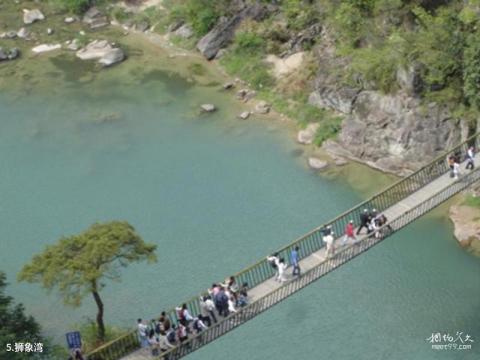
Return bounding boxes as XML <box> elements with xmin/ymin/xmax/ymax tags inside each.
<box><xmin>308</xmin><ymin>157</ymin><xmax>328</xmax><ymax>170</ymax></box>
<box><xmin>334</xmin><ymin>157</ymin><xmax>348</xmax><ymax>166</ymax></box>
<box><xmin>223</xmin><ymin>82</ymin><xmax>234</xmax><ymax>90</ymax></box>
<box><xmin>17</xmin><ymin>27</ymin><xmax>29</xmax><ymax>39</ymax></box>
<box><xmin>23</xmin><ymin>9</ymin><xmax>45</xmax><ymax>24</ymax></box>
<box><xmin>47</xmin><ymin>28</ymin><xmax>54</xmax><ymax>35</ymax></box>
<box><xmin>238</xmin><ymin>111</ymin><xmax>250</xmax><ymax>120</ymax></box>
<box><xmin>200</xmin><ymin>104</ymin><xmax>216</xmax><ymax>112</ymax></box>
<box><xmin>64</xmin><ymin>17</ymin><xmax>76</xmax><ymax>24</ymax></box>
<box><xmin>255</xmin><ymin>100</ymin><xmax>271</xmax><ymax>114</ymax></box>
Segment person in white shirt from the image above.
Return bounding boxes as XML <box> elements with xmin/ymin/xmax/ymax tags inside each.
<box><xmin>453</xmin><ymin>160</ymin><xmax>460</xmax><ymax>180</ymax></box>
<box><xmin>466</xmin><ymin>146</ymin><xmax>475</xmax><ymax>170</ymax></box>
<box><xmin>158</xmin><ymin>331</ymin><xmax>175</xmax><ymax>352</ymax></box>
<box><xmin>267</xmin><ymin>255</ymin><xmax>287</xmax><ymax>282</ymax></box>
<box><xmin>324</xmin><ymin>232</ymin><xmax>335</xmax><ymax>259</ymax></box>
<box><xmin>137</xmin><ymin>318</ymin><xmax>149</xmax><ymax>348</ymax></box>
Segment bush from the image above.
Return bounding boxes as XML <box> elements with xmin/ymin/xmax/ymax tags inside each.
<box><xmin>235</xmin><ymin>31</ymin><xmax>265</xmax><ymax>53</ymax></box>
<box><xmin>51</xmin><ymin>0</ymin><xmax>92</xmax><ymax>14</ymax></box>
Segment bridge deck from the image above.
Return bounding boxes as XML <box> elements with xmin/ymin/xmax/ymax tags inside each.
<box><xmin>121</xmin><ymin>153</ymin><xmax>478</xmax><ymax>360</ymax></box>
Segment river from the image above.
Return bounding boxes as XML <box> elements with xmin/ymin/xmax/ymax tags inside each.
<box><xmin>0</xmin><ymin>35</ymin><xmax>478</xmax><ymax>360</ymax></box>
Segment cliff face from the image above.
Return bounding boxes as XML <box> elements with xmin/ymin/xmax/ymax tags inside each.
<box><xmin>193</xmin><ymin>4</ymin><xmax>476</xmax><ymax>176</ymax></box>
<box><xmin>305</xmin><ymin>29</ymin><xmax>471</xmax><ymax>176</ymax></box>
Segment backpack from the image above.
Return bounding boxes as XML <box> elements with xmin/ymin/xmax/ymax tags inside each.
<box><xmin>167</xmin><ymin>330</ymin><xmax>176</xmax><ymax>343</ymax></box>
<box><xmin>269</xmin><ymin>258</ymin><xmax>277</xmax><ymax>269</ymax></box>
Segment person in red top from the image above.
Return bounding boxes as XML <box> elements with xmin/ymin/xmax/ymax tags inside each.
<box><xmin>343</xmin><ymin>220</ymin><xmax>356</xmax><ymax>245</ymax></box>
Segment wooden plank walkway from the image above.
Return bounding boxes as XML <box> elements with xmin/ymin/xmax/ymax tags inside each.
<box><xmin>120</xmin><ymin>154</ymin><xmax>478</xmax><ymax>360</ymax></box>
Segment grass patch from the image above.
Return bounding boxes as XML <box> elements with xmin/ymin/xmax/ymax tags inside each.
<box><xmin>463</xmin><ymin>195</ymin><xmax>480</xmax><ymax>208</ymax></box>
<box><xmin>74</xmin><ymin>320</ymin><xmax>129</xmax><ymax>353</ymax></box>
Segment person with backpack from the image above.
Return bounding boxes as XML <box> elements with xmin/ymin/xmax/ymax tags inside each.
<box><xmin>192</xmin><ymin>315</ymin><xmax>208</xmax><ymax>334</ymax></box>
<box><xmin>166</xmin><ymin>325</ymin><xmax>177</xmax><ymax>345</ymax></box>
<box><xmin>321</xmin><ymin>225</ymin><xmax>332</xmax><ymax>245</ymax></box>
<box><xmin>176</xmin><ymin>304</ymin><xmax>193</xmax><ymax>329</ymax></box>
<box><xmin>214</xmin><ymin>287</ymin><xmax>229</xmax><ymax>317</ymax></box>
<box><xmin>237</xmin><ymin>282</ymin><xmax>249</xmax><ymax>307</ymax></box>
<box><xmin>159</xmin><ymin>330</ymin><xmax>175</xmax><ymax>352</ymax></box>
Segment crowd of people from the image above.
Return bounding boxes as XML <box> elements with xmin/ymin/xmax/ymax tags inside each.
<box><xmin>137</xmin><ymin>277</ymin><xmax>249</xmax><ymax>356</ymax></box>
<box><xmin>448</xmin><ymin>146</ymin><xmax>475</xmax><ymax>180</ymax></box>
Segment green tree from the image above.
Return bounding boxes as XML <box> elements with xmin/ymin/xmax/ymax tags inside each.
<box><xmin>463</xmin><ymin>33</ymin><xmax>480</xmax><ymax>109</ymax></box>
<box><xmin>0</xmin><ymin>272</ymin><xmax>62</xmax><ymax>359</ymax></box>
<box><xmin>18</xmin><ymin>221</ymin><xmax>157</xmax><ymax>342</ymax></box>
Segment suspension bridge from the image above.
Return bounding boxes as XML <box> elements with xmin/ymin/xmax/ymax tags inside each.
<box><xmin>87</xmin><ymin>132</ymin><xmax>480</xmax><ymax>360</ymax></box>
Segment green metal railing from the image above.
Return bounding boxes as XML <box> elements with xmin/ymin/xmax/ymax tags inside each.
<box><xmin>86</xmin><ymin>131</ymin><xmax>480</xmax><ymax>360</ymax></box>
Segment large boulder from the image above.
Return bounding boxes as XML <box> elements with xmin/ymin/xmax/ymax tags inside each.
<box><xmin>197</xmin><ymin>3</ymin><xmax>271</xmax><ymax>60</ymax></box>
<box><xmin>76</xmin><ymin>40</ymin><xmax>125</xmax><ymax>67</ymax></box>
<box><xmin>23</xmin><ymin>9</ymin><xmax>45</xmax><ymax>24</ymax></box>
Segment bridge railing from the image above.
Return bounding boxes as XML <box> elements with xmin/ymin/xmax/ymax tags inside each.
<box><xmin>156</xmin><ymin>147</ymin><xmax>480</xmax><ymax>360</ymax></box>
<box><xmin>86</xmin><ymin>131</ymin><xmax>480</xmax><ymax>360</ymax></box>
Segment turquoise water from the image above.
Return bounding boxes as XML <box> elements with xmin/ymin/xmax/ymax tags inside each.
<box><xmin>0</xmin><ymin>54</ymin><xmax>479</xmax><ymax>359</ymax></box>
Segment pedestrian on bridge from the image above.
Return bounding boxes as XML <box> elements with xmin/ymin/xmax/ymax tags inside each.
<box><xmin>453</xmin><ymin>159</ymin><xmax>461</xmax><ymax>180</ymax></box>
<box><xmin>357</xmin><ymin>209</ymin><xmax>370</xmax><ymax>235</ymax></box>
<box><xmin>137</xmin><ymin>318</ymin><xmax>149</xmax><ymax>348</ymax></box>
<box><xmin>466</xmin><ymin>146</ymin><xmax>475</xmax><ymax>170</ymax></box>
<box><xmin>324</xmin><ymin>231</ymin><xmax>335</xmax><ymax>258</ymax></box>
<box><xmin>342</xmin><ymin>220</ymin><xmax>356</xmax><ymax>245</ymax></box>
<box><xmin>267</xmin><ymin>255</ymin><xmax>287</xmax><ymax>282</ymax></box>
<box><xmin>290</xmin><ymin>246</ymin><xmax>301</xmax><ymax>277</ymax></box>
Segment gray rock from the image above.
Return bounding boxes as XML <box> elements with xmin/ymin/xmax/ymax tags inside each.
<box><xmin>308</xmin><ymin>86</ymin><xmax>361</xmax><ymax>115</ymax></box>
<box><xmin>83</xmin><ymin>7</ymin><xmax>102</xmax><ymax>23</ymax></box>
<box><xmin>135</xmin><ymin>21</ymin><xmax>150</xmax><ymax>32</ymax></box>
<box><xmin>236</xmin><ymin>88</ymin><xmax>256</xmax><ymax>101</ymax></box>
<box><xmin>83</xmin><ymin>7</ymin><xmax>108</xmax><ymax>29</ymax></box>
<box><xmin>67</xmin><ymin>39</ymin><xmax>81</xmax><ymax>51</ymax></box>
<box><xmin>32</xmin><ymin>44</ymin><xmax>61</xmax><ymax>54</ymax></box>
<box><xmin>98</xmin><ymin>48</ymin><xmax>125</xmax><ymax>67</ymax></box>
<box><xmin>47</xmin><ymin>28</ymin><xmax>54</xmax><ymax>35</ymax></box>
<box><xmin>168</xmin><ymin>20</ymin><xmax>184</xmax><ymax>32</ymax></box>
<box><xmin>64</xmin><ymin>17</ymin><xmax>76</xmax><ymax>24</ymax></box>
<box><xmin>308</xmin><ymin>157</ymin><xmax>328</xmax><ymax>170</ymax></box>
<box><xmin>297</xmin><ymin>123</ymin><xmax>320</xmax><ymax>145</ymax></box>
<box><xmin>255</xmin><ymin>100</ymin><xmax>271</xmax><ymax>114</ymax></box>
<box><xmin>238</xmin><ymin>111</ymin><xmax>250</xmax><ymax>120</ymax></box>
<box><xmin>6</xmin><ymin>30</ymin><xmax>17</xmax><ymax>39</ymax></box>
<box><xmin>8</xmin><ymin>48</ymin><xmax>19</xmax><ymax>60</ymax></box>
<box><xmin>214</xmin><ymin>49</ymin><xmax>227</xmax><ymax>59</ymax></box>
<box><xmin>17</xmin><ymin>27</ymin><xmax>29</xmax><ymax>39</ymax></box>
<box><xmin>90</xmin><ymin>17</ymin><xmax>109</xmax><ymax>29</ymax></box>
<box><xmin>396</xmin><ymin>64</ymin><xmax>423</xmax><ymax>96</ymax></box>
<box><xmin>223</xmin><ymin>82</ymin><xmax>234</xmax><ymax>90</ymax></box>
<box><xmin>174</xmin><ymin>24</ymin><xmax>193</xmax><ymax>39</ymax></box>
<box><xmin>326</xmin><ymin>91</ymin><xmax>465</xmax><ymax>176</ymax></box>
<box><xmin>200</xmin><ymin>104</ymin><xmax>216</xmax><ymax>112</ymax></box>
<box><xmin>76</xmin><ymin>40</ymin><xmax>125</xmax><ymax>67</ymax></box>
<box><xmin>23</xmin><ymin>9</ymin><xmax>45</xmax><ymax>24</ymax></box>
<box><xmin>333</xmin><ymin>157</ymin><xmax>348</xmax><ymax>166</ymax></box>
<box><xmin>197</xmin><ymin>3</ymin><xmax>271</xmax><ymax>60</ymax></box>
<box><xmin>0</xmin><ymin>48</ymin><xmax>7</xmax><ymax>61</ymax></box>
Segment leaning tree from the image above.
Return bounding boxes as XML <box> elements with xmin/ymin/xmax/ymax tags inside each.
<box><xmin>18</xmin><ymin>221</ymin><xmax>157</xmax><ymax>341</ymax></box>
